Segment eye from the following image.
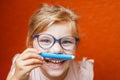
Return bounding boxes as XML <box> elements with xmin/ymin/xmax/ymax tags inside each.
<box><xmin>62</xmin><ymin>40</ymin><xmax>72</xmax><ymax>44</ymax></box>
<box><xmin>40</xmin><ymin>39</ymin><xmax>51</xmax><ymax>43</ymax></box>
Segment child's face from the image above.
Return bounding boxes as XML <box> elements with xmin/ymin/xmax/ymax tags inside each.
<box><xmin>33</xmin><ymin>22</ymin><xmax>77</xmax><ymax>78</ymax></box>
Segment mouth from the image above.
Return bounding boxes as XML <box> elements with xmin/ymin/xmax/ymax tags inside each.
<box><xmin>43</xmin><ymin>58</ymin><xmax>67</xmax><ymax>69</ymax></box>
<box><xmin>44</xmin><ymin>58</ymin><xmax>66</xmax><ymax>64</ymax></box>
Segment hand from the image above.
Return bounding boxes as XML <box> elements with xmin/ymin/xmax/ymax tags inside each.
<box><xmin>13</xmin><ymin>48</ymin><xmax>43</xmax><ymax>80</ymax></box>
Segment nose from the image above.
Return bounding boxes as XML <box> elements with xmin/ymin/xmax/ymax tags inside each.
<box><xmin>49</xmin><ymin>42</ymin><xmax>63</xmax><ymax>53</ymax></box>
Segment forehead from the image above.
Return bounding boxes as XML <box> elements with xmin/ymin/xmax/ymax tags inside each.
<box><xmin>41</xmin><ymin>22</ymin><xmax>76</xmax><ymax>38</ymax></box>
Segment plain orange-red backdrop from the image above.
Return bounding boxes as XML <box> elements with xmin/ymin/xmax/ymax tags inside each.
<box><xmin>0</xmin><ymin>0</ymin><xmax>120</xmax><ymax>80</ymax></box>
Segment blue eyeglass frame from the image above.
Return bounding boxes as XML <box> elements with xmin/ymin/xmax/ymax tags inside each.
<box><xmin>33</xmin><ymin>34</ymin><xmax>80</xmax><ymax>50</ymax></box>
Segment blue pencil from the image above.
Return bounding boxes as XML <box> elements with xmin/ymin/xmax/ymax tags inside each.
<box><xmin>40</xmin><ymin>52</ymin><xmax>75</xmax><ymax>60</ymax></box>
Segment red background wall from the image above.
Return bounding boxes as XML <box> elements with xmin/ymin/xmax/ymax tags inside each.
<box><xmin>0</xmin><ymin>0</ymin><xmax>120</xmax><ymax>80</ymax></box>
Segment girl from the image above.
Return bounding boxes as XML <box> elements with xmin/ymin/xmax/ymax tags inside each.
<box><xmin>7</xmin><ymin>4</ymin><xmax>94</xmax><ymax>80</ymax></box>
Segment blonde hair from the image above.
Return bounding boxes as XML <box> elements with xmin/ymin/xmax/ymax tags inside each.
<box><xmin>27</xmin><ymin>4</ymin><xmax>78</xmax><ymax>47</ymax></box>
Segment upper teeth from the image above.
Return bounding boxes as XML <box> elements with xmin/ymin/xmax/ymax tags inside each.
<box><xmin>49</xmin><ymin>59</ymin><xmax>63</xmax><ymax>63</ymax></box>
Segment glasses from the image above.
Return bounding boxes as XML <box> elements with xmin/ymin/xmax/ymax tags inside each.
<box><xmin>33</xmin><ymin>34</ymin><xmax>79</xmax><ymax>50</ymax></box>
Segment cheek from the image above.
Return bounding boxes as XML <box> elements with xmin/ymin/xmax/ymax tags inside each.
<box><xmin>65</xmin><ymin>50</ymin><xmax>76</xmax><ymax>55</ymax></box>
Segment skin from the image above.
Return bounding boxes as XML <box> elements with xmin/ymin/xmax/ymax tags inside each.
<box><xmin>7</xmin><ymin>22</ymin><xmax>77</xmax><ymax>80</ymax></box>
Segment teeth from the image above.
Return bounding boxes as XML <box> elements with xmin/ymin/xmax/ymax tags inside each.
<box><xmin>48</xmin><ymin>59</ymin><xmax>63</xmax><ymax>63</ymax></box>
<box><xmin>51</xmin><ymin>60</ymin><xmax>60</xmax><ymax>63</ymax></box>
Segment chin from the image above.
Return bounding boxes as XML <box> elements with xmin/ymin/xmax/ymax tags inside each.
<box><xmin>41</xmin><ymin>58</ymin><xmax>71</xmax><ymax>77</ymax></box>
<box><xmin>46</xmin><ymin>69</ymin><xmax>66</xmax><ymax>77</ymax></box>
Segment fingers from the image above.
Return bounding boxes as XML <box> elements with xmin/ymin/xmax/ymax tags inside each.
<box><xmin>15</xmin><ymin>61</ymin><xmax>42</xmax><ymax>75</ymax></box>
<box><xmin>19</xmin><ymin>52</ymin><xmax>43</xmax><ymax>60</ymax></box>
<box><xmin>14</xmin><ymin>48</ymin><xmax>43</xmax><ymax>79</ymax></box>
<box><xmin>22</xmin><ymin>58</ymin><xmax>43</xmax><ymax>66</ymax></box>
<box><xmin>14</xmin><ymin>63</ymin><xmax>41</xmax><ymax>80</ymax></box>
<box><xmin>19</xmin><ymin>48</ymin><xmax>43</xmax><ymax>60</ymax></box>
<box><xmin>16</xmin><ymin>48</ymin><xmax>43</xmax><ymax>67</ymax></box>
<box><xmin>23</xmin><ymin>64</ymin><xmax>41</xmax><ymax>74</ymax></box>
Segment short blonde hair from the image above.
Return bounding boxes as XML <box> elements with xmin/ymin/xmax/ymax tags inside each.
<box><xmin>27</xmin><ymin>4</ymin><xmax>78</xmax><ymax>47</ymax></box>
